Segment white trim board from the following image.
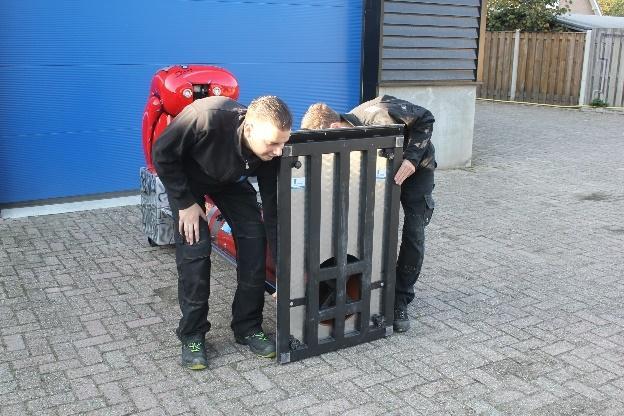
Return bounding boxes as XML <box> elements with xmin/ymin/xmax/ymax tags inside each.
<box><xmin>1</xmin><ymin>195</ymin><xmax>140</xmax><ymax>219</ymax></box>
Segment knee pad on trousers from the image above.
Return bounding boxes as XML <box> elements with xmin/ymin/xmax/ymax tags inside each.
<box><xmin>178</xmin><ymin>276</ymin><xmax>211</xmax><ymax>304</ymax></box>
<box><xmin>176</xmin><ymin>239</ymin><xmax>211</xmax><ymax>303</ymax></box>
<box><xmin>176</xmin><ymin>238</ymin><xmax>211</xmax><ymax>263</ymax></box>
<box><xmin>233</xmin><ymin>221</ymin><xmax>265</xmax><ymax>239</ymax></box>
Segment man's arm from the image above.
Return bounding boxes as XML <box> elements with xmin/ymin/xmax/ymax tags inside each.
<box><xmin>153</xmin><ymin>105</ymin><xmax>207</xmax><ymax>244</ymax></box>
<box><xmin>390</xmin><ymin>107</ymin><xmax>434</xmax><ymax>185</ymax></box>
<box><xmin>400</xmin><ymin>107</ymin><xmax>435</xmax><ymax>167</ymax></box>
<box><xmin>152</xmin><ymin>105</ymin><xmax>200</xmax><ymax>210</ymax></box>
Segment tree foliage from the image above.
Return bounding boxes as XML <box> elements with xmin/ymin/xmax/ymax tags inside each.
<box><xmin>487</xmin><ymin>0</ymin><xmax>571</xmax><ymax>32</ymax></box>
<box><xmin>598</xmin><ymin>0</ymin><xmax>624</xmax><ymax>16</ymax></box>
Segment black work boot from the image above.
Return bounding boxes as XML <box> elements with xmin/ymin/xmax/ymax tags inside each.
<box><xmin>235</xmin><ymin>331</ymin><xmax>276</xmax><ymax>358</ymax></box>
<box><xmin>180</xmin><ymin>336</ymin><xmax>208</xmax><ymax>370</ymax></box>
<box><xmin>393</xmin><ymin>307</ymin><xmax>411</xmax><ymax>333</ymax></box>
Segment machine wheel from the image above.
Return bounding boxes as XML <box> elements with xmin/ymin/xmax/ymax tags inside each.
<box><xmin>148</xmin><ymin>237</ymin><xmax>158</xmax><ymax>247</ymax></box>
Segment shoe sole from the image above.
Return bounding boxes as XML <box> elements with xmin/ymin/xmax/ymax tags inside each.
<box><xmin>393</xmin><ymin>323</ymin><xmax>410</xmax><ymax>333</ymax></box>
<box><xmin>183</xmin><ymin>362</ymin><xmax>207</xmax><ymax>370</ymax></box>
<box><xmin>235</xmin><ymin>339</ymin><xmax>276</xmax><ymax>359</ymax></box>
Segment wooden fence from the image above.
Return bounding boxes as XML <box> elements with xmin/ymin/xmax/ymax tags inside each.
<box><xmin>478</xmin><ymin>31</ymin><xmax>587</xmax><ymax>106</ymax></box>
<box><xmin>479</xmin><ymin>31</ymin><xmax>515</xmax><ymax>102</ymax></box>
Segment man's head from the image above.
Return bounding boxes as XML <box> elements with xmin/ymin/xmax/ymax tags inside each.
<box><xmin>244</xmin><ymin>96</ymin><xmax>292</xmax><ymax>161</ymax></box>
<box><xmin>300</xmin><ymin>103</ymin><xmax>351</xmax><ymax>130</ymax></box>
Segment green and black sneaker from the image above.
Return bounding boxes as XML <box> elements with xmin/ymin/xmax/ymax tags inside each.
<box><xmin>393</xmin><ymin>307</ymin><xmax>411</xmax><ymax>333</ymax></box>
<box><xmin>235</xmin><ymin>331</ymin><xmax>276</xmax><ymax>358</ymax></box>
<box><xmin>180</xmin><ymin>336</ymin><xmax>208</xmax><ymax>370</ymax></box>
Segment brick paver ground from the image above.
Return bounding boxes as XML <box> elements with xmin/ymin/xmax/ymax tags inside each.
<box><xmin>1</xmin><ymin>102</ymin><xmax>623</xmax><ymax>415</ymax></box>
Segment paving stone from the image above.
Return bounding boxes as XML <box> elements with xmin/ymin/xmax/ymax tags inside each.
<box><xmin>239</xmin><ymin>387</ymin><xmax>287</xmax><ymax>408</ymax></box>
<box><xmin>273</xmin><ymin>393</ymin><xmax>319</xmax><ymax>413</ymax></box>
<box><xmin>0</xmin><ymin>403</ymin><xmax>28</xmax><ymax>416</ymax></box>
<box><xmin>126</xmin><ymin>317</ymin><xmax>163</xmax><ymax>329</ymax></box>
<box><xmin>99</xmin><ymin>381</ymin><xmax>130</xmax><ymax>405</ymax></box>
<box><xmin>70</xmin><ymin>376</ymin><xmax>99</xmax><ymax>400</ymax></box>
<box><xmin>55</xmin><ymin>398</ymin><xmax>108</xmax><ymax>415</ymax></box>
<box><xmin>242</xmin><ymin>368</ymin><xmax>276</xmax><ymax>392</ymax></box>
<box><xmin>74</xmin><ymin>335</ymin><xmax>114</xmax><ymax>349</ymax></box>
<box><xmin>129</xmin><ymin>385</ymin><xmax>158</xmax><ymax>411</ymax></box>
<box><xmin>2</xmin><ymin>334</ymin><xmax>26</xmax><ymax>351</ymax></box>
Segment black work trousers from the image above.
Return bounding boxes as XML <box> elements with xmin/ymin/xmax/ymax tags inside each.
<box><xmin>170</xmin><ymin>180</ymin><xmax>267</xmax><ymax>341</ymax></box>
<box><xmin>395</xmin><ymin>170</ymin><xmax>435</xmax><ymax>309</ymax></box>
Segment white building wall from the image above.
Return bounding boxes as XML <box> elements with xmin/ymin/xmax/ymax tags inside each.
<box><xmin>379</xmin><ymin>85</ymin><xmax>476</xmax><ymax>169</ymax></box>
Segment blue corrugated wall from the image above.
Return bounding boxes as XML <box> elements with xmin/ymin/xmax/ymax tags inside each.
<box><xmin>0</xmin><ymin>0</ymin><xmax>362</xmax><ymax>205</ymax></box>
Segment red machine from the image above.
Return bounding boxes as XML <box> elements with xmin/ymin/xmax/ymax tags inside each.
<box><xmin>141</xmin><ymin>64</ymin><xmax>240</xmax><ymax>172</ymax></box>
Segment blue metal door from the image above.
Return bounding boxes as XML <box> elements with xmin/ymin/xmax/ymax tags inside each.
<box><xmin>0</xmin><ymin>0</ymin><xmax>362</xmax><ymax>205</ymax></box>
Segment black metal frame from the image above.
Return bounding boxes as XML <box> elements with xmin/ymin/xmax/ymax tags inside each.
<box><xmin>276</xmin><ymin>126</ymin><xmax>404</xmax><ymax>364</ymax></box>
<box><xmin>361</xmin><ymin>0</ymin><xmax>382</xmax><ymax>102</ymax></box>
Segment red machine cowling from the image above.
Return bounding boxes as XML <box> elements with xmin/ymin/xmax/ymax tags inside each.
<box><xmin>141</xmin><ymin>65</ymin><xmax>240</xmax><ymax>172</ymax></box>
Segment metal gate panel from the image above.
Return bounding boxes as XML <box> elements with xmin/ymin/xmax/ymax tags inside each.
<box><xmin>275</xmin><ymin>126</ymin><xmax>404</xmax><ymax>363</ymax></box>
<box><xmin>587</xmin><ymin>29</ymin><xmax>624</xmax><ymax>107</ymax></box>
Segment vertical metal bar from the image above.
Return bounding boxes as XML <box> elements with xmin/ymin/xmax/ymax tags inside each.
<box><xmin>361</xmin><ymin>0</ymin><xmax>382</xmax><ymax>102</ymax></box>
<box><xmin>276</xmin><ymin>156</ymin><xmax>293</xmax><ymax>361</ymax></box>
<box><xmin>605</xmin><ymin>29</ymin><xmax>621</xmax><ymax>106</ymax></box>
<box><xmin>614</xmin><ymin>31</ymin><xmax>624</xmax><ymax>107</ymax></box>
<box><xmin>358</xmin><ymin>150</ymin><xmax>377</xmax><ymax>334</ymax></box>
<box><xmin>510</xmin><ymin>29</ymin><xmax>521</xmax><ymax>101</ymax></box>
<box><xmin>598</xmin><ymin>32</ymin><xmax>609</xmax><ymax>101</ymax></box>
<box><xmin>589</xmin><ymin>30</ymin><xmax>601</xmax><ymax>102</ymax></box>
<box><xmin>333</xmin><ymin>151</ymin><xmax>350</xmax><ymax>341</ymax></box>
<box><xmin>305</xmin><ymin>155</ymin><xmax>322</xmax><ymax>348</ymax></box>
<box><xmin>382</xmin><ymin>148</ymin><xmax>403</xmax><ymax>329</ymax></box>
<box><xmin>476</xmin><ymin>0</ymin><xmax>489</xmax><ymax>83</ymax></box>
<box><xmin>579</xmin><ymin>30</ymin><xmax>593</xmax><ymax>106</ymax></box>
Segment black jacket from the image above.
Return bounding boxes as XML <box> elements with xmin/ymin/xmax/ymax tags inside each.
<box><xmin>346</xmin><ymin>95</ymin><xmax>436</xmax><ymax>172</ymax></box>
<box><xmin>153</xmin><ymin>96</ymin><xmax>269</xmax><ymax>210</ymax></box>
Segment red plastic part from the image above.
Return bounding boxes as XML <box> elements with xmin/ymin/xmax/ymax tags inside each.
<box><xmin>141</xmin><ymin>97</ymin><xmax>162</xmax><ymax>172</ymax></box>
<box><xmin>141</xmin><ymin>65</ymin><xmax>240</xmax><ymax>172</ymax></box>
<box><xmin>153</xmin><ymin>113</ymin><xmax>172</xmax><ymax>149</ymax></box>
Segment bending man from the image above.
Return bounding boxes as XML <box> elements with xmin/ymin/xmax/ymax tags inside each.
<box><xmin>154</xmin><ymin>95</ymin><xmax>291</xmax><ymax>369</ymax></box>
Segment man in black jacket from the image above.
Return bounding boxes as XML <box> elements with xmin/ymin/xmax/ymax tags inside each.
<box><xmin>153</xmin><ymin>95</ymin><xmax>291</xmax><ymax>369</ymax></box>
<box><xmin>301</xmin><ymin>96</ymin><xmax>435</xmax><ymax>333</ymax></box>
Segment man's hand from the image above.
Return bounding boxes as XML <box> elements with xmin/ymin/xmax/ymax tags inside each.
<box><xmin>394</xmin><ymin>159</ymin><xmax>416</xmax><ymax>185</ymax></box>
<box><xmin>178</xmin><ymin>203</ymin><xmax>207</xmax><ymax>245</ymax></box>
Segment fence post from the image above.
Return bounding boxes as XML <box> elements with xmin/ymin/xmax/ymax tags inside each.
<box><xmin>579</xmin><ymin>30</ymin><xmax>593</xmax><ymax>106</ymax></box>
<box><xmin>509</xmin><ymin>29</ymin><xmax>521</xmax><ymax>101</ymax></box>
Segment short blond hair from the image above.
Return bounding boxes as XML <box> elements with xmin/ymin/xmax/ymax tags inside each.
<box><xmin>301</xmin><ymin>103</ymin><xmax>340</xmax><ymax>130</ymax></box>
<box><xmin>247</xmin><ymin>95</ymin><xmax>292</xmax><ymax>130</ymax></box>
